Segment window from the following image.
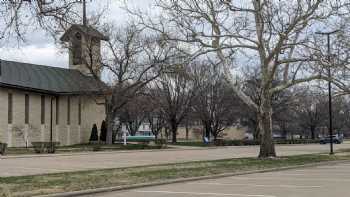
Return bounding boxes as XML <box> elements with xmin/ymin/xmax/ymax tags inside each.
<box><xmin>56</xmin><ymin>96</ymin><xmax>59</xmax><ymax>125</ymax></box>
<box><xmin>67</xmin><ymin>96</ymin><xmax>71</xmax><ymax>125</ymax></box>
<box><xmin>41</xmin><ymin>95</ymin><xmax>45</xmax><ymax>124</ymax></box>
<box><xmin>78</xmin><ymin>97</ymin><xmax>82</xmax><ymax>125</ymax></box>
<box><xmin>8</xmin><ymin>93</ymin><xmax>12</xmax><ymax>124</ymax></box>
<box><xmin>25</xmin><ymin>94</ymin><xmax>29</xmax><ymax>124</ymax></box>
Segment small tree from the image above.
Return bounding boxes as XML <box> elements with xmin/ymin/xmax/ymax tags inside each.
<box><xmin>89</xmin><ymin>124</ymin><xmax>98</xmax><ymax>142</ymax></box>
<box><xmin>100</xmin><ymin>121</ymin><xmax>107</xmax><ymax>142</ymax></box>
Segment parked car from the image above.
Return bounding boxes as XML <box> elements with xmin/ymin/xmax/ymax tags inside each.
<box><xmin>320</xmin><ymin>135</ymin><xmax>343</xmax><ymax>144</ymax></box>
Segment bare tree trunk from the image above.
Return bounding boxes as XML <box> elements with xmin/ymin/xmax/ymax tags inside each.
<box><xmin>154</xmin><ymin>133</ymin><xmax>158</xmax><ymax>141</ymax></box>
<box><xmin>258</xmin><ymin>91</ymin><xmax>276</xmax><ymax>158</ymax></box>
<box><xmin>310</xmin><ymin>126</ymin><xmax>316</xmax><ymax>140</ymax></box>
<box><xmin>129</xmin><ymin>123</ymin><xmax>138</xmax><ymax>136</ymax></box>
<box><xmin>185</xmin><ymin>125</ymin><xmax>189</xmax><ymax>141</ymax></box>
<box><xmin>164</xmin><ymin>127</ymin><xmax>169</xmax><ymax>140</ymax></box>
<box><xmin>106</xmin><ymin>109</ymin><xmax>114</xmax><ymax>145</ymax></box>
<box><xmin>205</xmin><ymin>124</ymin><xmax>211</xmax><ymax>141</ymax></box>
<box><xmin>171</xmin><ymin>122</ymin><xmax>177</xmax><ymax>143</ymax></box>
<box><xmin>213</xmin><ymin>133</ymin><xmax>218</xmax><ymax>141</ymax></box>
<box><xmin>252</xmin><ymin>117</ymin><xmax>260</xmax><ymax>140</ymax></box>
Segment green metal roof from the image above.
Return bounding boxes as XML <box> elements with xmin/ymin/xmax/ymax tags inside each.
<box><xmin>0</xmin><ymin>60</ymin><xmax>107</xmax><ymax>95</ymax></box>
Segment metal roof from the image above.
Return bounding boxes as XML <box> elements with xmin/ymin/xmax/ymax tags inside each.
<box><xmin>0</xmin><ymin>60</ymin><xmax>107</xmax><ymax>95</ymax></box>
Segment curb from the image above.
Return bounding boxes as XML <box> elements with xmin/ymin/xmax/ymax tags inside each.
<box><xmin>2</xmin><ymin>146</ymin><xmax>218</xmax><ymax>160</ymax></box>
<box><xmin>3</xmin><ymin>143</ymin><xmax>333</xmax><ymax>159</ymax></box>
<box><xmin>37</xmin><ymin>159</ymin><xmax>350</xmax><ymax>197</ymax></box>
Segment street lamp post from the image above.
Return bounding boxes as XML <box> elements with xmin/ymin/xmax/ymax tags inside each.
<box><xmin>316</xmin><ymin>30</ymin><xmax>339</xmax><ymax>155</ymax></box>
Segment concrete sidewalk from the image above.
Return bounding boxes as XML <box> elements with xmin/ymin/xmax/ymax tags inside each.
<box><xmin>1</xmin><ymin>143</ymin><xmax>349</xmax><ymax>177</ymax></box>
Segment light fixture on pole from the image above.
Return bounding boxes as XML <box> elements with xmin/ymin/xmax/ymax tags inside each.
<box><xmin>316</xmin><ymin>30</ymin><xmax>339</xmax><ymax>155</ymax></box>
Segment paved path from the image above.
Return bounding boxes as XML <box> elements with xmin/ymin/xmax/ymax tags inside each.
<box><xmin>88</xmin><ymin>161</ymin><xmax>350</xmax><ymax>197</ymax></box>
<box><xmin>1</xmin><ymin>143</ymin><xmax>350</xmax><ymax>177</ymax></box>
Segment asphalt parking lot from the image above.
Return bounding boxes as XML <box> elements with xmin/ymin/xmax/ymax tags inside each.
<box><xmin>88</xmin><ymin>162</ymin><xmax>350</xmax><ymax>197</ymax></box>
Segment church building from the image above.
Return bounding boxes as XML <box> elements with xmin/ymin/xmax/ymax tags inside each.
<box><xmin>0</xmin><ymin>25</ymin><xmax>108</xmax><ymax>147</ymax></box>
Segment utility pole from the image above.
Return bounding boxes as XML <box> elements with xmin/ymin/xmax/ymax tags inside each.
<box><xmin>316</xmin><ymin>30</ymin><xmax>339</xmax><ymax>155</ymax></box>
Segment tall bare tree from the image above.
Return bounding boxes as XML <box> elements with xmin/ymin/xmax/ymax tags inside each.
<box><xmin>148</xmin><ymin>62</ymin><xmax>196</xmax><ymax>143</ymax></box>
<box><xmin>192</xmin><ymin>61</ymin><xmax>241</xmax><ymax>141</ymax></box>
<box><xmin>143</xmin><ymin>92</ymin><xmax>167</xmax><ymax>141</ymax></box>
<box><xmin>294</xmin><ymin>89</ymin><xmax>326</xmax><ymax>139</ymax></box>
<box><xmin>119</xmin><ymin>94</ymin><xmax>149</xmax><ymax>136</ymax></box>
<box><xmin>130</xmin><ymin>0</ymin><xmax>349</xmax><ymax>157</ymax></box>
<box><xmin>102</xmin><ymin>24</ymin><xmax>178</xmax><ymax>144</ymax></box>
<box><xmin>0</xmin><ymin>0</ymin><xmax>83</xmax><ymax>44</ymax></box>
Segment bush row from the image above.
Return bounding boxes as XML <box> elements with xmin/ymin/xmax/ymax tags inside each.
<box><xmin>175</xmin><ymin>139</ymin><xmax>320</xmax><ymax>147</ymax></box>
<box><xmin>218</xmin><ymin>139</ymin><xmax>320</xmax><ymax>146</ymax></box>
<box><xmin>275</xmin><ymin>139</ymin><xmax>320</xmax><ymax>144</ymax></box>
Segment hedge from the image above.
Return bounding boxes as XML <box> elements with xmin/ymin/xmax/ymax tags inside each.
<box><xmin>175</xmin><ymin>139</ymin><xmax>320</xmax><ymax>147</ymax></box>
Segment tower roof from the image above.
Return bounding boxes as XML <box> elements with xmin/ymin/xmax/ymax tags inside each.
<box><xmin>60</xmin><ymin>24</ymin><xmax>109</xmax><ymax>42</ymax></box>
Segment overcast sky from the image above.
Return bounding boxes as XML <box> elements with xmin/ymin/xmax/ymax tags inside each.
<box><xmin>0</xmin><ymin>0</ymin><xmax>154</xmax><ymax>68</ymax></box>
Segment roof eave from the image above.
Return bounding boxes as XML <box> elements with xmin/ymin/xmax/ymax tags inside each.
<box><xmin>0</xmin><ymin>83</ymin><xmax>107</xmax><ymax>96</ymax></box>
<box><xmin>60</xmin><ymin>25</ymin><xmax>110</xmax><ymax>42</ymax></box>
<box><xmin>0</xmin><ymin>83</ymin><xmax>59</xmax><ymax>95</ymax></box>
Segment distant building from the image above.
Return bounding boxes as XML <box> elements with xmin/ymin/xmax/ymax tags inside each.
<box><xmin>118</xmin><ymin>122</ymin><xmax>153</xmax><ymax>138</ymax></box>
<box><xmin>115</xmin><ymin>120</ymin><xmax>247</xmax><ymax>141</ymax></box>
<box><xmin>0</xmin><ymin>24</ymin><xmax>108</xmax><ymax>147</ymax></box>
<box><xmin>176</xmin><ymin>124</ymin><xmax>248</xmax><ymax>141</ymax></box>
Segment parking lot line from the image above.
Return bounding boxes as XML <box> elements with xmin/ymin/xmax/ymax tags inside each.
<box><xmin>292</xmin><ymin>169</ymin><xmax>349</xmax><ymax>173</ymax></box>
<box><xmin>188</xmin><ymin>182</ymin><xmax>321</xmax><ymax>188</ymax></box>
<box><xmin>315</xmin><ymin>167</ymin><xmax>350</xmax><ymax>170</ymax></box>
<box><xmin>134</xmin><ymin>190</ymin><xmax>276</xmax><ymax>197</ymax></box>
<box><xmin>295</xmin><ymin>166</ymin><xmax>348</xmax><ymax>172</ymax></box>
<box><xmin>333</xmin><ymin>163</ymin><xmax>350</xmax><ymax>166</ymax></box>
<box><xmin>270</xmin><ymin>173</ymin><xmax>308</xmax><ymax>176</ymax></box>
<box><xmin>272</xmin><ymin>172</ymin><xmax>349</xmax><ymax>176</ymax></box>
<box><xmin>9</xmin><ymin>166</ymin><xmax>78</xmax><ymax>172</ymax></box>
<box><xmin>229</xmin><ymin>177</ymin><xmax>350</xmax><ymax>182</ymax></box>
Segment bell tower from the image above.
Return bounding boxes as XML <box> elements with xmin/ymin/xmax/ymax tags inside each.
<box><xmin>60</xmin><ymin>0</ymin><xmax>108</xmax><ymax>78</ymax></box>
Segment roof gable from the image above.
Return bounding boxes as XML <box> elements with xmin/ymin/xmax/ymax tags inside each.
<box><xmin>60</xmin><ymin>24</ymin><xmax>109</xmax><ymax>42</ymax></box>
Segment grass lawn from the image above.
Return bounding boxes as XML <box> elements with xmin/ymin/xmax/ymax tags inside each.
<box><xmin>5</xmin><ymin>143</ymin><xmax>166</xmax><ymax>155</ymax></box>
<box><xmin>1</xmin><ymin>153</ymin><xmax>350</xmax><ymax>197</ymax></box>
